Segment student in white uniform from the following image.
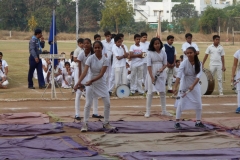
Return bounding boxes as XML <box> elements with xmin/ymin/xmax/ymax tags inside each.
<box><xmin>112</xmin><ymin>35</ymin><xmax>128</xmax><ymax>90</ymax></box>
<box><xmin>62</xmin><ymin>62</ymin><xmax>73</xmax><ymax>89</ymax></box>
<box><xmin>163</xmin><ymin>35</ymin><xmax>177</xmax><ymax>93</ymax></box>
<box><xmin>109</xmin><ymin>34</ymin><xmax>129</xmax><ymax>94</ymax></box>
<box><xmin>0</xmin><ymin>60</ymin><xmax>9</xmax><ymax>88</ymax></box>
<box><xmin>129</xmin><ymin>34</ymin><xmax>145</xmax><ymax>95</ymax></box>
<box><xmin>74</xmin><ymin>41</ymin><xmax>116</xmax><ymax>132</ymax></box>
<box><xmin>0</xmin><ymin>52</ymin><xmax>8</xmax><ymax>76</ymax></box>
<box><xmin>140</xmin><ymin>32</ymin><xmax>150</xmax><ymax>84</ymax></box>
<box><xmin>173</xmin><ymin>47</ymin><xmax>205</xmax><ymax>129</ymax></box>
<box><xmin>53</xmin><ymin>62</ymin><xmax>62</xmax><ymax>86</ymax></box>
<box><xmin>70</xmin><ymin>51</ymin><xmax>76</xmax><ymax>78</ymax></box>
<box><xmin>231</xmin><ymin>50</ymin><xmax>240</xmax><ymax>114</ymax></box>
<box><xmin>73</xmin><ymin>38</ymin><xmax>84</xmax><ymax>86</ymax></box>
<box><xmin>181</xmin><ymin>33</ymin><xmax>199</xmax><ymax>60</ymax></box>
<box><xmin>42</xmin><ymin>58</ymin><xmax>51</xmax><ymax>84</ymax></box>
<box><xmin>203</xmin><ymin>35</ymin><xmax>226</xmax><ymax>95</ymax></box>
<box><xmin>172</xmin><ymin>60</ymin><xmax>180</xmax><ymax>84</ymax></box>
<box><xmin>101</xmin><ymin>31</ymin><xmax>114</xmax><ymax>91</ymax></box>
<box><xmin>144</xmin><ymin>38</ymin><xmax>172</xmax><ymax>117</ymax></box>
<box><xmin>94</xmin><ymin>34</ymin><xmax>101</xmax><ymax>41</ymax></box>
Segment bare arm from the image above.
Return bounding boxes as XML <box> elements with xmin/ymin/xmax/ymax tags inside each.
<box><xmin>221</xmin><ymin>56</ymin><xmax>226</xmax><ymax>71</ymax></box>
<box><xmin>202</xmin><ymin>54</ymin><xmax>208</xmax><ymax>67</ymax></box>
<box><xmin>4</xmin><ymin>67</ymin><xmax>8</xmax><ymax>76</ymax></box>
<box><xmin>130</xmin><ymin>52</ymin><xmax>142</xmax><ymax>58</ymax></box>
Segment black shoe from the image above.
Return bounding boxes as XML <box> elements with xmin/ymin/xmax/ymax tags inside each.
<box><xmin>92</xmin><ymin>114</ymin><xmax>104</xmax><ymax>118</ymax></box>
<box><xmin>195</xmin><ymin>122</ymin><xmax>206</xmax><ymax>128</ymax></box>
<box><xmin>39</xmin><ymin>85</ymin><xmax>46</xmax><ymax>89</ymax></box>
<box><xmin>74</xmin><ymin>116</ymin><xmax>81</xmax><ymax>121</ymax></box>
<box><xmin>28</xmin><ymin>86</ymin><xmax>35</xmax><ymax>89</ymax></box>
<box><xmin>174</xmin><ymin>123</ymin><xmax>182</xmax><ymax>129</ymax></box>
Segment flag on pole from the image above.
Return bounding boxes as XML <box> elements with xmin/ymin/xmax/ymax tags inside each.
<box><xmin>48</xmin><ymin>10</ymin><xmax>58</xmax><ymax>66</ymax></box>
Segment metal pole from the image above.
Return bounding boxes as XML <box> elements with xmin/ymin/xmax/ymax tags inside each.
<box><xmin>218</xmin><ymin>17</ymin><xmax>220</xmax><ymax>36</ymax></box>
<box><xmin>158</xmin><ymin>11</ymin><xmax>162</xmax><ymax>40</ymax></box>
<box><xmin>51</xmin><ymin>9</ymin><xmax>56</xmax><ymax>99</ymax></box>
<box><xmin>76</xmin><ymin>0</ymin><xmax>79</xmax><ymax>41</ymax></box>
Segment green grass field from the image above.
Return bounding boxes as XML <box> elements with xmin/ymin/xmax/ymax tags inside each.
<box><xmin>0</xmin><ymin>40</ymin><xmax>240</xmax><ymax>99</ymax></box>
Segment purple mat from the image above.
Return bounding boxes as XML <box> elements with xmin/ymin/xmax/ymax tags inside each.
<box><xmin>0</xmin><ymin>123</ymin><xmax>64</xmax><ymax>136</ymax></box>
<box><xmin>64</xmin><ymin>121</ymin><xmax>217</xmax><ymax>133</ymax></box>
<box><xmin>116</xmin><ymin>148</ymin><xmax>240</xmax><ymax>160</ymax></box>
<box><xmin>0</xmin><ymin>136</ymin><xmax>98</xmax><ymax>160</ymax></box>
<box><xmin>229</xmin><ymin>130</ymin><xmax>240</xmax><ymax>137</ymax></box>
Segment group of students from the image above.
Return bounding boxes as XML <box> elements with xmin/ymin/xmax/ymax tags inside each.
<box><xmin>68</xmin><ymin>31</ymin><xmax>211</xmax><ymax>132</ymax></box>
<box><xmin>0</xmin><ymin>52</ymin><xmax>9</xmax><ymax>88</ymax></box>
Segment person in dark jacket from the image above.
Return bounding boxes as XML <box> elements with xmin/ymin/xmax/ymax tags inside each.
<box><xmin>28</xmin><ymin>29</ymin><xmax>46</xmax><ymax>89</ymax></box>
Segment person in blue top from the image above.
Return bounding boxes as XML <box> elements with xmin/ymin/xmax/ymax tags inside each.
<box><xmin>28</xmin><ymin>29</ymin><xmax>46</xmax><ymax>89</ymax></box>
<box><xmin>163</xmin><ymin>35</ymin><xmax>177</xmax><ymax>93</ymax></box>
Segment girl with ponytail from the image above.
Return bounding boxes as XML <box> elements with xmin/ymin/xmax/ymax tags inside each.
<box><xmin>172</xmin><ymin>47</ymin><xmax>205</xmax><ymax>129</ymax></box>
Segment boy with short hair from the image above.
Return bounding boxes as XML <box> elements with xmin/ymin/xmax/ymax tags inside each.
<box><xmin>203</xmin><ymin>35</ymin><xmax>226</xmax><ymax>95</ymax></box>
<box><xmin>181</xmin><ymin>33</ymin><xmax>199</xmax><ymax>60</ymax></box>
<box><xmin>0</xmin><ymin>60</ymin><xmax>9</xmax><ymax>88</ymax></box>
<box><xmin>129</xmin><ymin>34</ymin><xmax>144</xmax><ymax>95</ymax></box>
<box><xmin>163</xmin><ymin>35</ymin><xmax>177</xmax><ymax>93</ymax></box>
<box><xmin>94</xmin><ymin>34</ymin><xmax>101</xmax><ymax>41</ymax></box>
<box><xmin>0</xmin><ymin>52</ymin><xmax>8</xmax><ymax>76</ymax></box>
<box><xmin>140</xmin><ymin>32</ymin><xmax>150</xmax><ymax>84</ymax></box>
<box><xmin>112</xmin><ymin>35</ymin><xmax>128</xmax><ymax>89</ymax></box>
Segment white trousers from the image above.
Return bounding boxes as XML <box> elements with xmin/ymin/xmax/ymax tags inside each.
<box><xmin>238</xmin><ymin>91</ymin><xmax>240</xmax><ymax>107</ymax></box>
<box><xmin>74</xmin><ymin>67</ymin><xmax>98</xmax><ymax>117</ymax></box>
<box><xmin>130</xmin><ymin>65</ymin><xmax>144</xmax><ymax>93</ymax></box>
<box><xmin>0</xmin><ymin>80</ymin><xmax>9</xmax><ymax>86</ymax></box>
<box><xmin>62</xmin><ymin>75</ymin><xmax>72</xmax><ymax>87</ymax></box>
<box><xmin>142</xmin><ymin>63</ymin><xmax>147</xmax><ymax>84</ymax></box>
<box><xmin>84</xmin><ymin>86</ymin><xmax>110</xmax><ymax>124</ymax></box>
<box><xmin>145</xmin><ymin>92</ymin><xmax>167</xmax><ymax>115</ymax></box>
<box><xmin>109</xmin><ymin>67</ymin><xmax>115</xmax><ymax>92</ymax></box>
<box><xmin>75</xmin><ymin>89</ymin><xmax>99</xmax><ymax>117</ymax></box>
<box><xmin>166</xmin><ymin>68</ymin><xmax>174</xmax><ymax>90</ymax></box>
<box><xmin>105</xmin><ymin>66</ymin><xmax>112</xmax><ymax>90</ymax></box>
<box><xmin>176</xmin><ymin>107</ymin><xmax>202</xmax><ymax>120</ymax></box>
<box><xmin>115</xmin><ymin>66</ymin><xmax>127</xmax><ymax>87</ymax></box>
<box><xmin>209</xmin><ymin>65</ymin><xmax>223</xmax><ymax>93</ymax></box>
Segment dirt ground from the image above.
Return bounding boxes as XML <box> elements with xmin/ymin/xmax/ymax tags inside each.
<box><xmin>0</xmin><ymin>97</ymin><xmax>239</xmax><ymax>159</ymax></box>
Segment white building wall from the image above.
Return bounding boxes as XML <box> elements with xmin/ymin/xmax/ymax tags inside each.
<box><xmin>132</xmin><ymin>0</ymin><xmax>229</xmax><ymax>23</ymax></box>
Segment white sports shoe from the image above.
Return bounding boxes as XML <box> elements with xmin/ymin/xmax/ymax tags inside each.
<box><xmin>81</xmin><ymin>123</ymin><xmax>88</xmax><ymax>132</ymax></box>
<box><xmin>161</xmin><ymin>111</ymin><xmax>173</xmax><ymax>116</ymax></box>
<box><xmin>103</xmin><ymin>123</ymin><xmax>116</xmax><ymax>130</ymax></box>
<box><xmin>144</xmin><ymin>112</ymin><xmax>150</xmax><ymax>118</ymax></box>
<box><xmin>219</xmin><ymin>92</ymin><xmax>223</xmax><ymax>96</ymax></box>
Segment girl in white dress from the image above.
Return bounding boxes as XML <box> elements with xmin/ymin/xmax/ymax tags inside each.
<box><xmin>231</xmin><ymin>50</ymin><xmax>240</xmax><ymax>114</ymax></box>
<box><xmin>73</xmin><ymin>38</ymin><xmax>93</xmax><ymax>121</ymax></box>
<box><xmin>173</xmin><ymin>47</ymin><xmax>205</xmax><ymax>129</ymax></box>
<box><xmin>74</xmin><ymin>41</ymin><xmax>116</xmax><ymax>132</ymax></box>
<box><xmin>145</xmin><ymin>38</ymin><xmax>172</xmax><ymax>117</ymax></box>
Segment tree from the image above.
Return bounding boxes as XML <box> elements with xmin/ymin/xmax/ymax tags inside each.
<box><xmin>100</xmin><ymin>0</ymin><xmax>134</xmax><ymax>33</ymax></box>
<box><xmin>199</xmin><ymin>7</ymin><xmax>226</xmax><ymax>33</ymax></box>
<box><xmin>171</xmin><ymin>1</ymin><xmax>197</xmax><ymax>21</ymax></box>
<box><xmin>28</xmin><ymin>16</ymin><xmax>37</xmax><ymax>31</ymax></box>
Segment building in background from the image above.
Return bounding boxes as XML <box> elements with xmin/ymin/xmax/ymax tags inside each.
<box><xmin>127</xmin><ymin>0</ymin><xmax>231</xmax><ymax>29</ymax></box>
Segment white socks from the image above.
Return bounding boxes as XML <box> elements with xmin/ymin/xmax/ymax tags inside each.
<box><xmin>75</xmin><ymin>89</ymin><xmax>82</xmax><ymax>117</ymax></box>
<box><xmin>145</xmin><ymin>94</ymin><xmax>153</xmax><ymax>117</ymax></box>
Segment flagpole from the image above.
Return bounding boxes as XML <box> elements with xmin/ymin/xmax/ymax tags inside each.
<box><xmin>51</xmin><ymin>9</ymin><xmax>56</xmax><ymax>99</ymax></box>
<box><xmin>76</xmin><ymin>0</ymin><xmax>79</xmax><ymax>41</ymax></box>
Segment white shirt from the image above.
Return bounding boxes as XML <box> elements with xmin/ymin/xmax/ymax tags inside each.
<box><xmin>205</xmin><ymin>44</ymin><xmax>225</xmax><ymax>66</ymax></box>
<box><xmin>62</xmin><ymin>68</ymin><xmax>72</xmax><ymax>77</ymax></box>
<box><xmin>140</xmin><ymin>41</ymin><xmax>150</xmax><ymax>63</ymax></box>
<box><xmin>1</xmin><ymin>59</ymin><xmax>8</xmax><ymax>73</ymax></box>
<box><xmin>101</xmin><ymin>39</ymin><xmax>114</xmax><ymax>64</ymax></box>
<box><xmin>73</xmin><ymin>47</ymin><xmax>84</xmax><ymax>67</ymax></box>
<box><xmin>0</xmin><ymin>69</ymin><xmax>5</xmax><ymax>78</ymax></box>
<box><xmin>112</xmin><ymin>45</ymin><xmax>127</xmax><ymax>68</ymax></box>
<box><xmin>129</xmin><ymin>44</ymin><xmax>144</xmax><ymax>68</ymax></box>
<box><xmin>77</xmin><ymin>51</ymin><xmax>91</xmax><ymax>72</ymax></box>
<box><xmin>233</xmin><ymin>50</ymin><xmax>240</xmax><ymax>79</ymax></box>
<box><xmin>182</xmin><ymin>42</ymin><xmax>199</xmax><ymax>60</ymax></box>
